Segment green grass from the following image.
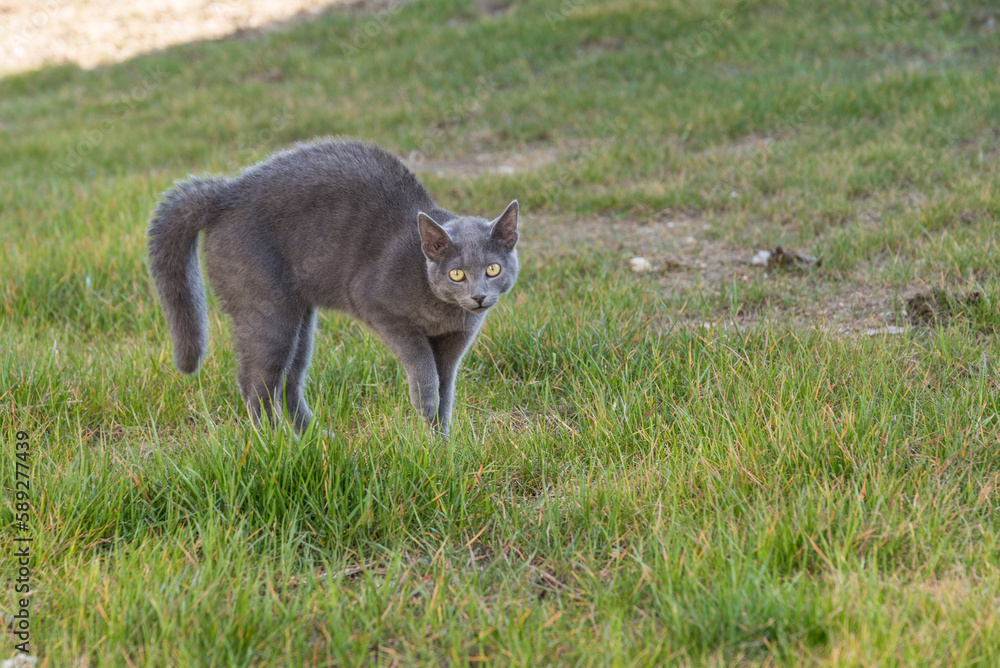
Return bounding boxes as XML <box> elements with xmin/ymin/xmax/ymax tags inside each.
<box><xmin>2</xmin><ymin>0</ymin><xmax>1000</xmax><ymax>664</ymax></box>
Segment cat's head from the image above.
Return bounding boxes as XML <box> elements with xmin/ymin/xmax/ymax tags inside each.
<box><xmin>418</xmin><ymin>200</ymin><xmax>519</xmax><ymax>313</ymax></box>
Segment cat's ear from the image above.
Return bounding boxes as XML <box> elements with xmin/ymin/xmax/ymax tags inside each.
<box><xmin>418</xmin><ymin>212</ymin><xmax>454</xmax><ymax>262</ymax></box>
<box><xmin>490</xmin><ymin>200</ymin><xmax>519</xmax><ymax>250</ymax></box>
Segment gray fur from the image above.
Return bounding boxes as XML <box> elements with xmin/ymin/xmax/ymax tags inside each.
<box><xmin>147</xmin><ymin>138</ymin><xmax>519</xmax><ymax>438</ymax></box>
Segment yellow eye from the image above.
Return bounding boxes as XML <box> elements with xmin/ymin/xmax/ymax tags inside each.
<box><xmin>449</xmin><ymin>268</ymin><xmax>465</xmax><ymax>282</ymax></box>
<box><xmin>485</xmin><ymin>263</ymin><xmax>501</xmax><ymax>277</ymax></box>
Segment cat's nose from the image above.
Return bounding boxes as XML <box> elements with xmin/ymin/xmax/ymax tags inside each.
<box><xmin>472</xmin><ymin>294</ymin><xmax>486</xmax><ymax>305</ymax></box>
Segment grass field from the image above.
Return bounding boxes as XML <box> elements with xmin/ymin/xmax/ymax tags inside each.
<box><xmin>3</xmin><ymin>0</ymin><xmax>1000</xmax><ymax>664</ymax></box>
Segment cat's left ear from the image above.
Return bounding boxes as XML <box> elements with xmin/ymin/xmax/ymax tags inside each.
<box><xmin>490</xmin><ymin>200</ymin><xmax>519</xmax><ymax>250</ymax></box>
<box><xmin>418</xmin><ymin>212</ymin><xmax>454</xmax><ymax>262</ymax></box>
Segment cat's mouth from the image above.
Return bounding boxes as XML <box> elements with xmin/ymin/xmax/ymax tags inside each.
<box><xmin>461</xmin><ymin>298</ymin><xmax>495</xmax><ymax>312</ymax></box>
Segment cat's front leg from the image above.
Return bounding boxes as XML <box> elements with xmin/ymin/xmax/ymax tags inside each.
<box><xmin>368</xmin><ymin>320</ymin><xmax>442</xmax><ymax>433</ymax></box>
<box><xmin>429</xmin><ymin>331</ymin><xmax>475</xmax><ymax>439</ymax></box>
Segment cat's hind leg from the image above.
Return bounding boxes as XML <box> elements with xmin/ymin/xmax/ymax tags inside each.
<box><xmin>205</xmin><ymin>231</ymin><xmax>308</xmax><ymax>433</ymax></box>
<box><xmin>282</xmin><ymin>307</ymin><xmax>316</xmax><ymax>434</ymax></box>
<box><xmin>230</xmin><ymin>303</ymin><xmax>306</xmax><ymax>432</ymax></box>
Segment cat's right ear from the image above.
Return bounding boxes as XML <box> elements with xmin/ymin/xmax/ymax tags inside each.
<box><xmin>490</xmin><ymin>200</ymin><xmax>519</xmax><ymax>251</ymax></box>
<box><xmin>417</xmin><ymin>212</ymin><xmax>453</xmax><ymax>262</ymax></box>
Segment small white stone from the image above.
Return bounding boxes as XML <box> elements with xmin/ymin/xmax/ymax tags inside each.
<box><xmin>2</xmin><ymin>656</ymin><xmax>38</xmax><ymax>668</ymax></box>
<box><xmin>865</xmin><ymin>326</ymin><xmax>907</xmax><ymax>336</ymax></box>
<box><xmin>751</xmin><ymin>250</ymin><xmax>771</xmax><ymax>266</ymax></box>
<box><xmin>629</xmin><ymin>257</ymin><xmax>652</xmax><ymax>273</ymax></box>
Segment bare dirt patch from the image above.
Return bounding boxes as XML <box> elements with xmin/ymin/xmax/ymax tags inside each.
<box><xmin>0</xmin><ymin>0</ymin><xmax>346</xmax><ymax>75</ymax></box>
<box><xmin>528</xmin><ymin>209</ymin><xmax>918</xmax><ymax>335</ymax></box>
<box><xmin>906</xmin><ymin>289</ymin><xmax>983</xmax><ymax>326</ymax></box>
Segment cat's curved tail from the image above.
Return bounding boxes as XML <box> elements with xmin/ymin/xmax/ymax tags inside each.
<box><xmin>147</xmin><ymin>176</ymin><xmax>230</xmax><ymax>374</ymax></box>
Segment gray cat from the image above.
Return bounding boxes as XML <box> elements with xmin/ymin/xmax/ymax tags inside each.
<box><xmin>147</xmin><ymin>138</ymin><xmax>519</xmax><ymax>438</ymax></box>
